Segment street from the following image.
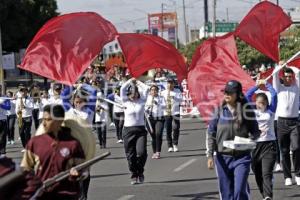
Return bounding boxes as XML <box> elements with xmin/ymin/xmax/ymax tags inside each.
<box><xmin>6</xmin><ymin>117</ymin><xmax>300</xmax><ymax>200</ymax></box>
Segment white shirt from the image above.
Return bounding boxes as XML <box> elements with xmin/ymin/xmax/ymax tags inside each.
<box><xmin>123</xmin><ymin>99</ymin><xmax>146</xmax><ymax>127</ymax></box>
<box><xmin>254</xmin><ymin>109</ymin><xmax>276</xmax><ymax>142</ymax></box>
<box><xmin>6</xmin><ymin>99</ymin><xmax>16</xmax><ymax>116</ymax></box>
<box><xmin>66</xmin><ymin>107</ymin><xmax>94</xmax><ymax>125</ymax></box>
<box><xmin>15</xmin><ymin>97</ymin><xmax>34</xmax><ymax>118</ymax></box>
<box><xmin>273</xmin><ymin>67</ymin><xmax>300</xmax><ymax>118</ymax></box>
<box><xmin>95</xmin><ymin>101</ymin><xmax>108</xmax><ymax>123</ymax></box>
<box><xmin>161</xmin><ymin>89</ymin><xmax>182</xmax><ymax>116</ymax></box>
<box><xmin>113</xmin><ymin>95</ymin><xmax>124</xmax><ymax>113</ymax></box>
<box><xmin>145</xmin><ymin>95</ymin><xmax>165</xmax><ymax>117</ymax></box>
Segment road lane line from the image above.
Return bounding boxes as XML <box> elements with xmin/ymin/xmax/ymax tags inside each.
<box><xmin>117</xmin><ymin>195</ymin><xmax>135</xmax><ymax>200</ymax></box>
<box><xmin>173</xmin><ymin>158</ymin><xmax>197</xmax><ymax>172</ymax></box>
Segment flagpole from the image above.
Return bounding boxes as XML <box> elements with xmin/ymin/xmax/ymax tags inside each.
<box><xmin>265</xmin><ymin>50</ymin><xmax>300</xmax><ymax>81</ymax></box>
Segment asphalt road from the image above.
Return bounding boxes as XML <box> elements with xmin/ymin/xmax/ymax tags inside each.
<box><xmin>6</xmin><ymin>117</ymin><xmax>300</xmax><ymax>200</ymax></box>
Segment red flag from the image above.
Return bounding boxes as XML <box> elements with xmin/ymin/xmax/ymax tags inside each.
<box><xmin>188</xmin><ymin>34</ymin><xmax>255</xmax><ymax>122</ymax></box>
<box><xmin>117</xmin><ymin>33</ymin><xmax>187</xmax><ymax>82</ymax></box>
<box><xmin>235</xmin><ymin>1</ymin><xmax>292</xmax><ymax>62</ymax></box>
<box><xmin>288</xmin><ymin>57</ymin><xmax>300</xmax><ymax>68</ymax></box>
<box><xmin>19</xmin><ymin>12</ymin><xmax>117</xmax><ymax>85</ymax></box>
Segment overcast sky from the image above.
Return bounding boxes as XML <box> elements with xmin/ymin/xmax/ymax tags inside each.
<box><xmin>56</xmin><ymin>0</ymin><xmax>300</xmax><ymax>42</ymax></box>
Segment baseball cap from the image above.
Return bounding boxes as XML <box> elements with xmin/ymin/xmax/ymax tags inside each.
<box><xmin>224</xmin><ymin>80</ymin><xmax>242</xmax><ymax>94</ymax></box>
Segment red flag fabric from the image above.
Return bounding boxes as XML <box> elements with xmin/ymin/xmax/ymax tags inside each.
<box><xmin>19</xmin><ymin>12</ymin><xmax>117</xmax><ymax>85</ymax></box>
<box><xmin>117</xmin><ymin>33</ymin><xmax>187</xmax><ymax>82</ymax></box>
<box><xmin>235</xmin><ymin>1</ymin><xmax>292</xmax><ymax>62</ymax></box>
<box><xmin>188</xmin><ymin>34</ymin><xmax>255</xmax><ymax>122</ymax></box>
<box><xmin>288</xmin><ymin>57</ymin><xmax>300</xmax><ymax>68</ymax></box>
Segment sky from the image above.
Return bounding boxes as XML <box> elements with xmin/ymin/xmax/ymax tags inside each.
<box><xmin>56</xmin><ymin>0</ymin><xmax>300</xmax><ymax>43</ymax></box>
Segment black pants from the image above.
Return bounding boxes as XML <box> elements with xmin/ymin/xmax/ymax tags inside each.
<box><xmin>273</xmin><ymin>120</ymin><xmax>281</xmax><ymax>163</ymax></box>
<box><xmin>108</xmin><ymin>104</ymin><xmax>113</xmax><ymax>123</ymax></box>
<box><xmin>165</xmin><ymin>114</ymin><xmax>180</xmax><ymax>147</ymax></box>
<box><xmin>32</xmin><ymin>109</ymin><xmax>40</xmax><ymax>130</ymax></box>
<box><xmin>146</xmin><ymin>117</ymin><xmax>164</xmax><ymax>153</ymax></box>
<box><xmin>251</xmin><ymin>141</ymin><xmax>276</xmax><ymax>198</ymax></box>
<box><xmin>114</xmin><ymin>112</ymin><xmax>124</xmax><ymax>140</ymax></box>
<box><xmin>96</xmin><ymin>122</ymin><xmax>106</xmax><ymax>147</ymax></box>
<box><xmin>79</xmin><ymin>173</ymin><xmax>90</xmax><ymax>200</ymax></box>
<box><xmin>0</xmin><ymin>120</ymin><xmax>8</xmax><ymax>154</ymax></box>
<box><xmin>7</xmin><ymin>114</ymin><xmax>16</xmax><ymax>141</ymax></box>
<box><xmin>19</xmin><ymin>117</ymin><xmax>32</xmax><ymax>148</ymax></box>
<box><xmin>277</xmin><ymin>117</ymin><xmax>300</xmax><ymax>178</ymax></box>
<box><xmin>123</xmin><ymin>126</ymin><xmax>147</xmax><ymax>177</ymax></box>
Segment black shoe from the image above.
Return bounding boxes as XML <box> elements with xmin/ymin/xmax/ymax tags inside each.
<box><xmin>138</xmin><ymin>174</ymin><xmax>144</xmax><ymax>184</ymax></box>
<box><xmin>100</xmin><ymin>145</ymin><xmax>103</xmax><ymax>149</ymax></box>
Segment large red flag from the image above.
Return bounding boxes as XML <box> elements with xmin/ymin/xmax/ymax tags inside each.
<box><xmin>288</xmin><ymin>57</ymin><xmax>300</xmax><ymax>68</ymax></box>
<box><xmin>188</xmin><ymin>34</ymin><xmax>255</xmax><ymax>122</ymax></box>
<box><xmin>19</xmin><ymin>12</ymin><xmax>117</xmax><ymax>85</ymax></box>
<box><xmin>235</xmin><ymin>1</ymin><xmax>292</xmax><ymax>62</ymax></box>
<box><xmin>117</xmin><ymin>33</ymin><xmax>187</xmax><ymax>82</ymax></box>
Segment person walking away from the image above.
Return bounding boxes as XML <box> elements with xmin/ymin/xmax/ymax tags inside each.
<box><xmin>6</xmin><ymin>91</ymin><xmax>16</xmax><ymax>145</ymax></box>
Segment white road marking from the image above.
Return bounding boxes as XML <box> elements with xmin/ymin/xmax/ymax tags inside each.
<box><xmin>117</xmin><ymin>195</ymin><xmax>135</xmax><ymax>200</ymax></box>
<box><xmin>173</xmin><ymin>158</ymin><xmax>197</xmax><ymax>172</ymax></box>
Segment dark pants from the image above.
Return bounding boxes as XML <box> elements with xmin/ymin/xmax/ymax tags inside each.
<box><xmin>7</xmin><ymin>114</ymin><xmax>16</xmax><ymax>141</ymax></box>
<box><xmin>215</xmin><ymin>153</ymin><xmax>251</xmax><ymax>200</ymax></box>
<box><xmin>114</xmin><ymin>112</ymin><xmax>124</xmax><ymax>140</ymax></box>
<box><xmin>79</xmin><ymin>174</ymin><xmax>90</xmax><ymax>200</ymax></box>
<box><xmin>146</xmin><ymin>117</ymin><xmax>164</xmax><ymax>153</ymax></box>
<box><xmin>108</xmin><ymin>104</ymin><xmax>113</xmax><ymax>123</ymax></box>
<box><xmin>19</xmin><ymin>117</ymin><xmax>32</xmax><ymax>148</ymax></box>
<box><xmin>273</xmin><ymin>120</ymin><xmax>281</xmax><ymax>164</ymax></box>
<box><xmin>165</xmin><ymin>114</ymin><xmax>180</xmax><ymax>147</ymax></box>
<box><xmin>96</xmin><ymin>122</ymin><xmax>106</xmax><ymax>148</ymax></box>
<box><xmin>32</xmin><ymin>109</ymin><xmax>40</xmax><ymax>130</ymax></box>
<box><xmin>123</xmin><ymin>126</ymin><xmax>147</xmax><ymax>177</ymax></box>
<box><xmin>0</xmin><ymin>120</ymin><xmax>8</xmax><ymax>154</ymax></box>
<box><xmin>251</xmin><ymin>141</ymin><xmax>276</xmax><ymax>198</ymax></box>
<box><xmin>277</xmin><ymin>117</ymin><xmax>300</xmax><ymax>178</ymax></box>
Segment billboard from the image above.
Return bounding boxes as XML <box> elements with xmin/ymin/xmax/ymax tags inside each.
<box><xmin>148</xmin><ymin>12</ymin><xmax>177</xmax><ymax>32</ymax></box>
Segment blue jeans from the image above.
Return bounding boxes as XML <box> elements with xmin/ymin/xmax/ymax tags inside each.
<box><xmin>215</xmin><ymin>153</ymin><xmax>251</xmax><ymax>200</ymax></box>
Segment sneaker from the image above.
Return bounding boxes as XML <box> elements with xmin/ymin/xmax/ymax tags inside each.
<box><xmin>152</xmin><ymin>153</ymin><xmax>157</xmax><ymax>159</ymax></box>
<box><xmin>7</xmin><ymin>141</ymin><xmax>11</xmax><ymax>145</ymax></box>
<box><xmin>285</xmin><ymin>178</ymin><xmax>293</xmax><ymax>186</ymax></box>
<box><xmin>295</xmin><ymin>176</ymin><xmax>300</xmax><ymax>185</ymax></box>
<box><xmin>131</xmin><ymin>177</ymin><xmax>138</xmax><ymax>185</ymax></box>
<box><xmin>274</xmin><ymin>163</ymin><xmax>282</xmax><ymax>172</ymax></box>
<box><xmin>110</xmin><ymin>123</ymin><xmax>115</xmax><ymax>127</ymax></box>
<box><xmin>10</xmin><ymin>140</ymin><xmax>15</xmax><ymax>145</ymax></box>
<box><xmin>21</xmin><ymin>149</ymin><xmax>26</xmax><ymax>153</ymax></box>
<box><xmin>173</xmin><ymin>145</ymin><xmax>179</xmax><ymax>152</ymax></box>
<box><xmin>138</xmin><ymin>174</ymin><xmax>144</xmax><ymax>184</ymax></box>
<box><xmin>156</xmin><ymin>152</ymin><xmax>161</xmax><ymax>159</ymax></box>
<box><xmin>168</xmin><ymin>147</ymin><xmax>173</xmax><ymax>152</ymax></box>
<box><xmin>117</xmin><ymin>140</ymin><xmax>123</xmax><ymax>143</ymax></box>
<box><xmin>263</xmin><ymin>197</ymin><xmax>272</xmax><ymax>200</ymax></box>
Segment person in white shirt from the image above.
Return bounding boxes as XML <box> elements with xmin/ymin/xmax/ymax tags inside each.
<box><xmin>30</xmin><ymin>83</ymin><xmax>41</xmax><ymax>130</ymax></box>
<box><xmin>95</xmin><ymin>98</ymin><xmax>108</xmax><ymax>149</ymax></box>
<box><xmin>120</xmin><ymin>78</ymin><xmax>149</xmax><ymax>185</ymax></box>
<box><xmin>6</xmin><ymin>91</ymin><xmax>16</xmax><ymax>145</ymax></box>
<box><xmin>112</xmin><ymin>87</ymin><xmax>125</xmax><ymax>143</ymax></box>
<box><xmin>273</xmin><ymin>66</ymin><xmax>300</xmax><ymax>186</ymax></box>
<box><xmin>246</xmin><ymin>79</ymin><xmax>277</xmax><ymax>199</ymax></box>
<box><xmin>15</xmin><ymin>86</ymin><xmax>34</xmax><ymax>148</ymax></box>
<box><xmin>145</xmin><ymin>85</ymin><xmax>166</xmax><ymax>159</ymax></box>
<box><xmin>161</xmin><ymin>79</ymin><xmax>182</xmax><ymax>152</ymax></box>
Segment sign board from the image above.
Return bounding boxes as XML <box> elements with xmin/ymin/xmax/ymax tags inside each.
<box><xmin>168</xmin><ymin>27</ymin><xmax>175</xmax><ymax>42</ymax></box>
<box><xmin>2</xmin><ymin>53</ymin><xmax>15</xmax><ymax>70</ymax></box>
<box><xmin>207</xmin><ymin>22</ymin><xmax>238</xmax><ymax>33</ymax></box>
<box><xmin>148</xmin><ymin>12</ymin><xmax>177</xmax><ymax>31</ymax></box>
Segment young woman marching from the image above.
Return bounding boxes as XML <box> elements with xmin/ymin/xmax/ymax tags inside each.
<box><xmin>207</xmin><ymin>80</ymin><xmax>260</xmax><ymax>200</ymax></box>
<box><xmin>113</xmin><ymin>87</ymin><xmax>125</xmax><ymax>143</ymax></box>
<box><xmin>145</xmin><ymin>85</ymin><xmax>166</xmax><ymax>159</ymax></box>
<box><xmin>95</xmin><ymin>96</ymin><xmax>108</xmax><ymax>149</ymax></box>
<box><xmin>120</xmin><ymin>77</ymin><xmax>149</xmax><ymax>185</ymax></box>
<box><xmin>245</xmin><ymin>80</ymin><xmax>277</xmax><ymax>200</ymax></box>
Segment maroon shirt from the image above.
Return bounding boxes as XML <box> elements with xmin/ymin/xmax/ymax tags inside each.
<box><xmin>24</xmin><ymin>127</ymin><xmax>85</xmax><ymax>199</ymax></box>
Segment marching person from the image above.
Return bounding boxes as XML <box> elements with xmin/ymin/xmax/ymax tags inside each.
<box><xmin>273</xmin><ymin>66</ymin><xmax>300</xmax><ymax>186</ymax></box>
<box><xmin>21</xmin><ymin>104</ymin><xmax>85</xmax><ymax>200</ymax></box>
<box><xmin>145</xmin><ymin>84</ymin><xmax>166</xmax><ymax>159</ymax></box>
<box><xmin>30</xmin><ymin>83</ymin><xmax>41</xmax><ymax>130</ymax></box>
<box><xmin>0</xmin><ymin>94</ymin><xmax>10</xmax><ymax>155</ymax></box>
<box><xmin>246</xmin><ymin>79</ymin><xmax>277</xmax><ymax>200</ymax></box>
<box><xmin>16</xmin><ymin>86</ymin><xmax>34</xmax><ymax>150</ymax></box>
<box><xmin>120</xmin><ymin>77</ymin><xmax>149</xmax><ymax>185</ymax></box>
<box><xmin>95</xmin><ymin>94</ymin><xmax>108</xmax><ymax>149</ymax></box>
<box><xmin>161</xmin><ymin>79</ymin><xmax>182</xmax><ymax>152</ymax></box>
<box><xmin>6</xmin><ymin>91</ymin><xmax>16</xmax><ymax>145</ymax></box>
<box><xmin>207</xmin><ymin>80</ymin><xmax>260</xmax><ymax>200</ymax></box>
<box><xmin>113</xmin><ymin>87</ymin><xmax>125</xmax><ymax>143</ymax></box>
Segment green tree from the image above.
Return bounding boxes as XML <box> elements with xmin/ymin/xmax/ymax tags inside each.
<box><xmin>0</xmin><ymin>0</ymin><xmax>59</xmax><ymax>52</ymax></box>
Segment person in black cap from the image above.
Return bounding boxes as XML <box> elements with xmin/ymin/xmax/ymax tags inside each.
<box><xmin>206</xmin><ymin>80</ymin><xmax>260</xmax><ymax>200</ymax></box>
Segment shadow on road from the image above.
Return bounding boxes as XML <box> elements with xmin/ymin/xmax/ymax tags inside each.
<box><xmin>147</xmin><ymin>177</ymin><xmax>217</xmax><ymax>184</ymax></box>
<box><xmin>91</xmin><ymin>172</ymin><xmax>129</xmax><ymax>179</ymax></box>
<box><xmin>172</xmin><ymin>191</ymin><xmax>219</xmax><ymax>199</ymax></box>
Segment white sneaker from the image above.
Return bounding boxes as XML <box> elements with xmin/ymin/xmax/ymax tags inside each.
<box><xmin>21</xmin><ymin>149</ymin><xmax>26</xmax><ymax>153</ymax></box>
<box><xmin>285</xmin><ymin>178</ymin><xmax>293</xmax><ymax>186</ymax></box>
<box><xmin>11</xmin><ymin>140</ymin><xmax>15</xmax><ymax>145</ymax></box>
<box><xmin>168</xmin><ymin>147</ymin><xmax>173</xmax><ymax>152</ymax></box>
<box><xmin>173</xmin><ymin>145</ymin><xmax>179</xmax><ymax>152</ymax></box>
<box><xmin>274</xmin><ymin>163</ymin><xmax>282</xmax><ymax>172</ymax></box>
<box><xmin>110</xmin><ymin>123</ymin><xmax>115</xmax><ymax>127</ymax></box>
<box><xmin>7</xmin><ymin>141</ymin><xmax>11</xmax><ymax>145</ymax></box>
<box><xmin>295</xmin><ymin>176</ymin><xmax>300</xmax><ymax>185</ymax></box>
<box><xmin>116</xmin><ymin>140</ymin><xmax>123</xmax><ymax>143</ymax></box>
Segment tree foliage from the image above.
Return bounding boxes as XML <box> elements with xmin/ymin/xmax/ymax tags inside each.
<box><xmin>0</xmin><ymin>0</ymin><xmax>59</xmax><ymax>52</ymax></box>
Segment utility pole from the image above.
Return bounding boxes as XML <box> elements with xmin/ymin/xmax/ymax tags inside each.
<box><xmin>277</xmin><ymin>0</ymin><xmax>279</xmax><ymax>5</ymax></box>
<box><xmin>161</xmin><ymin>3</ymin><xmax>164</xmax><ymax>38</ymax></box>
<box><xmin>0</xmin><ymin>26</ymin><xmax>4</xmax><ymax>94</ymax></box>
<box><xmin>212</xmin><ymin>0</ymin><xmax>216</xmax><ymax>37</ymax></box>
<box><xmin>226</xmin><ymin>8</ymin><xmax>229</xmax><ymax>22</ymax></box>
<box><xmin>204</xmin><ymin>0</ymin><xmax>209</xmax><ymax>38</ymax></box>
<box><xmin>182</xmin><ymin>0</ymin><xmax>188</xmax><ymax>44</ymax></box>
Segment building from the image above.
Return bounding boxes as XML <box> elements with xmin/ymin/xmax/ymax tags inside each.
<box><xmin>288</xmin><ymin>7</ymin><xmax>300</xmax><ymax>24</ymax></box>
